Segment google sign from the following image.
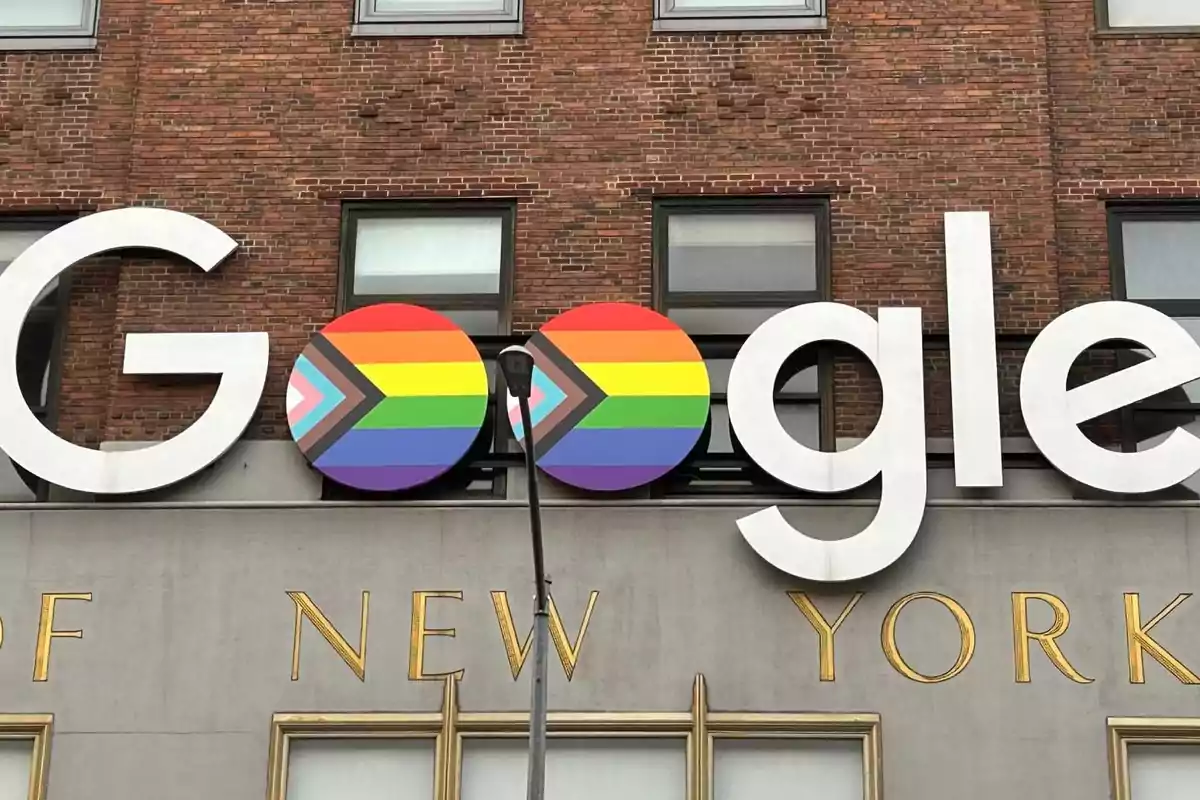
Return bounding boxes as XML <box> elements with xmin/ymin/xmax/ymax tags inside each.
<box><xmin>2</xmin><ymin>207</ymin><xmax>1199</xmax><ymax>584</ymax></box>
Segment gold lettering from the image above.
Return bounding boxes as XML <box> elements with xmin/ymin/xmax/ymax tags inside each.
<box><xmin>881</xmin><ymin>592</ymin><xmax>975</xmax><ymax>684</ymax></box>
<box><xmin>787</xmin><ymin>592</ymin><xmax>863</xmax><ymax>682</ymax></box>
<box><xmin>547</xmin><ymin>591</ymin><xmax>599</xmax><ymax>681</ymax></box>
<box><xmin>1011</xmin><ymin>592</ymin><xmax>1092</xmax><ymax>684</ymax></box>
<box><xmin>491</xmin><ymin>590</ymin><xmax>600</xmax><ymax>681</ymax></box>
<box><xmin>288</xmin><ymin>591</ymin><xmax>369</xmax><ymax>682</ymax></box>
<box><xmin>1124</xmin><ymin>593</ymin><xmax>1200</xmax><ymax>684</ymax></box>
<box><xmin>491</xmin><ymin>591</ymin><xmax>533</xmax><ymax>679</ymax></box>
<box><xmin>33</xmin><ymin>592</ymin><xmax>92</xmax><ymax>682</ymax></box>
<box><xmin>410</xmin><ymin>591</ymin><xmax>465</xmax><ymax>681</ymax></box>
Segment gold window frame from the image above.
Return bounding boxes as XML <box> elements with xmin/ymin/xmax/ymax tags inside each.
<box><xmin>1109</xmin><ymin>717</ymin><xmax>1200</xmax><ymax>800</ymax></box>
<box><xmin>0</xmin><ymin>714</ymin><xmax>53</xmax><ymax>800</ymax></box>
<box><xmin>268</xmin><ymin>676</ymin><xmax>881</xmax><ymax>800</ymax></box>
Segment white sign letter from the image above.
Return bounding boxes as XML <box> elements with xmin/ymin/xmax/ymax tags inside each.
<box><xmin>728</xmin><ymin>303</ymin><xmax>926</xmax><ymax>582</ymax></box>
<box><xmin>0</xmin><ymin>208</ymin><xmax>269</xmax><ymax>495</ymax></box>
<box><xmin>1021</xmin><ymin>302</ymin><xmax>1200</xmax><ymax>493</ymax></box>
<box><xmin>945</xmin><ymin>211</ymin><xmax>1002</xmax><ymax>487</ymax></box>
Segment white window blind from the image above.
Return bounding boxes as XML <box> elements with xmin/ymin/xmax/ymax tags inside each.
<box><xmin>353</xmin><ymin>216</ymin><xmax>503</xmax><ymax>296</ymax></box>
<box><xmin>672</xmin><ymin>0</ymin><xmax>814</xmax><ymax>7</ymax></box>
<box><xmin>460</xmin><ymin>738</ymin><xmax>686</xmax><ymax>800</ymax></box>
<box><xmin>1107</xmin><ymin>0</ymin><xmax>1200</xmax><ymax>28</ymax></box>
<box><xmin>0</xmin><ymin>740</ymin><xmax>33</xmax><ymax>800</ymax></box>
<box><xmin>713</xmin><ymin>738</ymin><xmax>864</xmax><ymax>800</ymax></box>
<box><xmin>667</xmin><ymin>213</ymin><xmax>817</xmax><ymax>294</ymax></box>
<box><xmin>1128</xmin><ymin>744</ymin><xmax>1200</xmax><ymax>800</ymax></box>
<box><xmin>284</xmin><ymin>739</ymin><xmax>435</xmax><ymax>800</ymax></box>
<box><xmin>1121</xmin><ymin>220</ymin><xmax>1200</xmax><ymax>301</ymax></box>
<box><xmin>0</xmin><ymin>0</ymin><xmax>87</xmax><ymax>29</ymax></box>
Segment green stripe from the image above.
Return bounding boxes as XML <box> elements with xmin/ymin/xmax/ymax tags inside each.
<box><xmin>354</xmin><ymin>396</ymin><xmax>487</xmax><ymax>429</ymax></box>
<box><xmin>578</xmin><ymin>396</ymin><xmax>710</xmax><ymax>429</ymax></box>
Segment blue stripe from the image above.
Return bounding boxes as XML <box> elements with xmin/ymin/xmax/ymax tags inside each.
<box><xmin>539</xmin><ymin>427</ymin><xmax>701</xmax><ymax>467</ymax></box>
<box><xmin>529</xmin><ymin>367</ymin><xmax>567</xmax><ymax>428</ymax></box>
<box><xmin>293</xmin><ymin>355</ymin><xmax>345</xmax><ymax>440</ymax></box>
<box><xmin>314</xmin><ymin>428</ymin><xmax>479</xmax><ymax>468</ymax></box>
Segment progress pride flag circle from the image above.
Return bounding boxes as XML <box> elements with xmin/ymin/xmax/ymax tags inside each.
<box><xmin>509</xmin><ymin>303</ymin><xmax>710</xmax><ymax>492</ymax></box>
<box><xmin>287</xmin><ymin>303</ymin><xmax>488</xmax><ymax>492</ymax></box>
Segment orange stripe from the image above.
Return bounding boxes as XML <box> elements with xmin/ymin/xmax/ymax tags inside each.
<box><xmin>323</xmin><ymin>331</ymin><xmax>480</xmax><ymax>364</ymax></box>
<box><xmin>543</xmin><ymin>330</ymin><xmax>699</xmax><ymax>363</ymax></box>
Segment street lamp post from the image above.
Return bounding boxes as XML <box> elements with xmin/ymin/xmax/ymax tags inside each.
<box><xmin>498</xmin><ymin>345</ymin><xmax>549</xmax><ymax>800</ymax></box>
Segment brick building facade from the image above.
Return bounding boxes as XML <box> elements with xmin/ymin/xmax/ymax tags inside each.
<box><xmin>2</xmin><ymin>0</ymin><xmax>1199</xmax><ymax>479</ymax></box>
<box><xmin>4</xmin><ymin>5</ymin><xmax>1200</xmax><ymax>800</ymax></box>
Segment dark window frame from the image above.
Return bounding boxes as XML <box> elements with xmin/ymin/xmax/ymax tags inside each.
<box><xmin>0</xmin><ymin>215</ymin><xmax>77</xmax><ymax>500</ymax></box>
<box><xmin>352</xmin><ymin>0</ymin><xmax>522</xmax><ymax>38</ymax></box>
<box><xmin>331</xmin><ymin>200</ymin><xmax>521</xmax><ymax>501</ymax></box>
<box><xmin>652</xmin><ymin>0</ymin><xmax>826</xmax><ymax>32</ymax></box>
<box><xmin>1108</xmin><ymin>202</ymin><xmax>1200</xmax><ymax>455</ymax></box>
<box><xmin>1095</xmin><ymin>0</ymin><xmax>1200</xmax><ymax>36</ymax></box>
<box><xmin>652</xmin><ymin>195</ymin><xmax>834</xmax><ymax>496</ymax></box>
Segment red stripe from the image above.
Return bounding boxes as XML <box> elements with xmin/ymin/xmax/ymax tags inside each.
<box><xmin>324</xmin><ymin>303</ymin><xmax>461</xmax><ymax>333</ymax></box>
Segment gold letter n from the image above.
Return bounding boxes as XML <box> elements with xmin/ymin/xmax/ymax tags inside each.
<box><xmin>289</xmin><ymin>591</ymin><xmax>369</xmax><ymax>682</ymax></box>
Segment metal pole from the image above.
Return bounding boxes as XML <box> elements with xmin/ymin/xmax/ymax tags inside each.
<box><xmin>518</xmin><ymin>394</ymin><xmax>549</xmax><ymax>800</ymax></box>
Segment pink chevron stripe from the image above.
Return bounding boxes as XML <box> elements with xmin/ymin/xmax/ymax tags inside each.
<box><xmin>288</xmin><ymin>370</ymin><xmax>323</xmax><ymax>427</ymax></box>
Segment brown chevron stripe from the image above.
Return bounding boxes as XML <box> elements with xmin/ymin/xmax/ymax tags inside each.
<box><xmin>525</xmin><ymin>333</ymin><xmax>605</xmax><ymax>458</ymax></box>
<box><xmin>295</xmin><ymin>337</ymin><xmax>373</xmax><ymax>457</ymax></box>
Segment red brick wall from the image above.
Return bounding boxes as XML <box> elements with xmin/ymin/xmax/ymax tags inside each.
<box><xmin>1</xmin><ymin>0</ymin><xmax>1195</xmax><ymax>445</ymax></box>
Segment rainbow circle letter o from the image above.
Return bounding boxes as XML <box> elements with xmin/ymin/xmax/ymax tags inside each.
<box><xmin>508</xmin><ymin>303</ymin><xmax>710</xmax><ymax>491</ymax></box>
<box><xmin>287</xmin><ymin>303</ymin><xmax>488</xmax><ymax>491</ymax></box>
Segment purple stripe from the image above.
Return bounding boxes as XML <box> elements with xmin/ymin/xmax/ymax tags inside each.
<box><xmin>538</xmin><ymin>427</ymin><xmax>701</xmax><ymax>467</ymax></box>
<box><xmin>543</xmin><ymin>465</ymin><xmax>675</xmax><ymax>492</ymax></box>
<box><xmin>320</xmin><ymin>465</ymin><xmax>450</xmax><ymax>492</ymax></box>
<box><xmin>315</xmin><ymin>427</ymin><xmax>478</xmax><ymax>468</ymax></box>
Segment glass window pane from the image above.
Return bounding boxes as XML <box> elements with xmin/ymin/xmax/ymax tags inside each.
<box><xmin>0</xmin><ymin>0</ymin><xmax>86</xmax><ymax>28</ymax></box>
<box><xmin>375</xmin><ymin>0</ymin><xmax>508</xmax><ymax>10</ymax></box>
<box><xmin>461</xmin><ymin>738</ymin><xmax>686</xmax><ymax>800</ymax></box>
<box><xmin>713</xmin><ymin>738</ymin><xmax>863</xmax><ymax>800</ymax></box>
<box><xmin>667</xmin><ymin>213</ymin><xmax>816</xmax><ymax>293</ymax></box>
<box><xmin>1107</xmin><ymin>0</ymin><xmax>1200</xmax><ymax>28</ymax></box>
<box><xmin>673</xmin><ymin>0</ymin><xmax>813</xmax><ymax>8</ymax></box>
<box><xmin>667</xmin><ymin>307</ymin><xmax>789</xmax><ymax>335</ymax></box>
<box><xmin>1121</xmin><ymin>220</ymin><xmax>1200</xmax><ymax>301</ymax></box>
<box><xmin>353</xmin><ymin>215</ymin><xmax>503</xmax><ymax>296</ymax></box>
<box><xmin>0</xmin><ymin>740</ymin><xmax>33</xmax><ymax>800</ymax></box>
<box><xmin>1129</xmin><ymin>744</ymin><xmax>1200</xmax><ymax>800</ymax></box>
<box><xmin>285</xmin><ymin>739</ymin><xmax>434</xmax><ymax>800</ymax></box>
<box><xmin>441</xmin><ymin>309</ymin><xmax>502</xmax><ymax>336</ymax></box>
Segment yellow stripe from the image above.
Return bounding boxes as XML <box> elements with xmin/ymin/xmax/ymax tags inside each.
<box><xmin>578</xmin><ymin>362</ymin><xmax>710</xmax><ymax>396</ymax></box>
<box><xmin>358</xmin><ymin>362</ymin><xmax>488</xmax><ymax>396</ymax></box>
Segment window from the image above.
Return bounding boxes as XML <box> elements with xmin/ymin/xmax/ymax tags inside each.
<box><xmin>654</xmin><ymin>197</ymin><xmax>830</xmax><ymax>494</ymax></box>
<box><xmin>653</xmin><ymin>0</ymin><xmax>825</xmax><ymax>32</ymax></box>
<box><xmin>269</xmin><ymin>676</ymin><xmax>880</xmax><ymax>800</ymax></box>
<box><xmin>331</xmin><ymin>202</ymin><xmax>517</xmax><ymax>500</ymax></box>
<box><xmin>0</xmin><ymin>221</ymin><xmax>71</xmax><ymax>502</ymax></box>
<box><xmin>0</xmin><ymin>0</ymin><xmax>98</xmax><ymax>49</ymax></box>
<box><xmin>353</xmin><ymin>0</ymin><xmax>521</xmax><ymax>37</ymax></box>
<box><xmin>1099</xmin><ymin>1</ymin><xmax>1200</xmax><ymax>31</ymax></box>
<box><xmin>712</xmin><ymin>738</ymin><xmax>868</xmax><ymax>800</ymax></box>
<box><xmin>1109</xmin><ymin>718</ymin><xmax>1200</xmax><ymax>800</ymax></box>
<box><xmin>1108</xmin><ymin>204</ymin><xmax>1200</xmax><ymax>463</ymax></box>
<box><xmin>341</xmin><ymin>202</ymin><xmax>513</xmax><ymax>335</ymax></box>
<box><xmin>269</xmin><ymin>717</ymin><xmax>439</xmax><ymax>800</ymax></box>
<box><xmin>460</xmin><ymin>739</ymin><xmax>686</xmax><ymax>800</ymax></box>
<box><xmin>0</xmin><ymin>715</ymin><xmax>53</xmax><ymax>800</ymax></box>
